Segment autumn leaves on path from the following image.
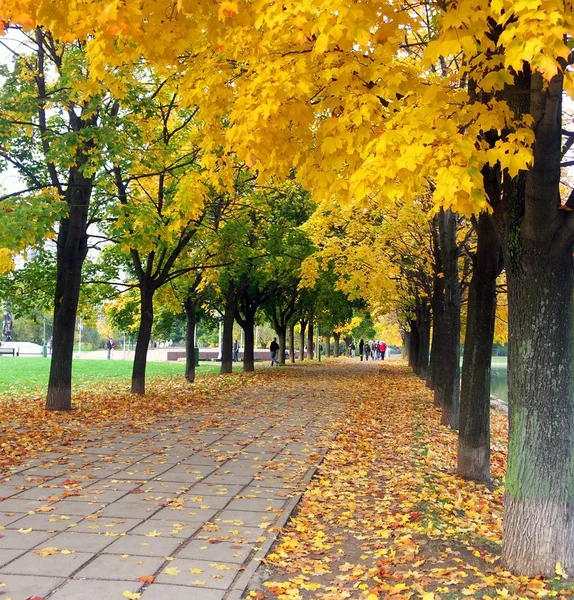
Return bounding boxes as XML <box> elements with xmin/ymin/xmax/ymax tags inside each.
<box><xmin>251</xmin><ymin>363</ymin><xmax>573</xmax><ymax>600</ymax></box>
<box><xmin>0</xmin><ymin>361</ymin><xmax>569</xmax><ymax>599</ymax></box>
<box><xmin>0</xmin><ymin>367</ymin><xmax>344</xmax><ymax>600</ymax></box>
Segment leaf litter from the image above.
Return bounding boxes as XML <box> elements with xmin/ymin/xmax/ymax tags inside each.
<box><xmin>247</xmin><ymin>362</ymin><xmax>574</xmax><ymax>600</ymax></box>
<box><xmin>1</xmin><ymin>361</ymin><xmax>571</xmax><ymax>599</ymax></box>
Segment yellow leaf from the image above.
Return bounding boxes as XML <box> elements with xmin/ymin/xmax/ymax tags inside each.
<box><xmin>164</xmin><ymin>567</ymin><xmax>181</xmax><ymax>575</ymax></box>
<box><xmin>145</xmin><ymin>530</ymin><xmax>162</xmax><ymax>537</ymax></box>
<box><xmin>34</xmin><ymin>547</ymin><xmax>59</xmax><ymax>557</ymax></box>
<box><xmin>556</xmin><ymin>562</ymin><xmax>568</xmax><ymax>578</ymax></box>
<box><xmin>122</xmin><ymin>592</ymin><xmax>141</xmax><ymax>600</ymax></box>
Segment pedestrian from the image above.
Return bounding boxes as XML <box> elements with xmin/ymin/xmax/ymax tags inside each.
<box><xmin>365</xmin><ymin>342</ymin><xmax>371</xmax><ymax>361</ymax></box>
<box><xmin>106</xmin><ymin>337</ymin><xmax>115</xmax><ymax>360</ymax></box>
<box><xmin>233</xmin><ymin>339</ymin><xmax>239</xmax><ymax>362</ymax></box>
<box><xmin>350</xmin><ymin>342</ymin><xmax>355</xmax><ymax>357</ymax></box>
<box><xmin>381</xmin><ymin>341</ymin><xmax>388</xmax><ymax>360</ymax></box>
<box><xmin>270</xmin><ymin>337</ymin><xmax>280</xmax><ymax>366</ymax></box>
<box><xmin>359</xmin><ymin>338</ymin><xmax>364</xmax><ymax>361</ymax></box>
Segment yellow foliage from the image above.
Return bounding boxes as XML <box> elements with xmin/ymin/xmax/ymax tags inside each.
<box><xmin>2</xmin><ymin>0</ymin><xmax>559</xmax><ymax>221</ymax></box>
<box><xmin>0</xmin><ymin>249</ymin><xmax>15</xmax><ymax>274</ymax></box>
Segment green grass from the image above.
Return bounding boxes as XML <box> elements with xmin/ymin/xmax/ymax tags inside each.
<box><xmin>0</xmin><ymin>357</ymin><xmax>240</xmax><ymax>397</ymax></box>
<box><xmin>490</xmin><ymin>356</ymin><xmax>507</xmax><ymax>365</ymax></box>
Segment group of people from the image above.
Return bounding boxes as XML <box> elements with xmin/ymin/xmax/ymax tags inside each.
<box><xmin>357</xmin><ymin>339</ymin><xmax>388</xmax><ymax>361</ymax></box>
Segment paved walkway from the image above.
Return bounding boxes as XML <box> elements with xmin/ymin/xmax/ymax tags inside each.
<box><xmin>0</xmin><ymin>364</ymin><xmax>352</xmax><ymax>599</ymax></box>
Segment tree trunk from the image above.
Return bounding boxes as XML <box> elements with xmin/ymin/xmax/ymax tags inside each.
<box><xmin>428</xmin><ymin>218</ymin><xmax>444</xmax><ymax>393</ymax></box>
<box><xmin>288</xmin><ymin>323</ymin><xmax>295</xmax><ymax>364</ymax></box>
<box><xmin>325</xmin><ymin>334</ymin><xmax>331</xmax><ymax>358</ymax></box>
<box><xmin>278</xmin><ymin>329</ymin><xmax>286</xmax><ymax>365</ymax></box>
<box><xmin>434</xmin><ymin>208</ymin><xmax>461</xmax><ymax>429</ymax></box>
<box><xmin>501</xmin><ymin>71</ymin><xmax>574</xmax><ymax>576</ymax></box>
<box><xmin>415</xmin><ymin>300</ymin><xmax>431</xmax><ymax>379</ymax></box>
<box><xmin>333</xmin><ymin>332</ymin><xmax>340</xmax><ymax>357</ymax></box>
<box><xmin>402</xmin><ymin>330</ymin><xmax>409</xmax><ymax>360</ymax></box>
<box><xmin>184</xmin><ymin>298</ymin><xmax>197</xmax><ymax>383</ymax></box>
<box><xmin>242</xmin><ymin>314</ymin><xmax>255</xmax><ymax>372</ymax></box>
<box><xmin>299</xmin><ymin>320</ymin><xmax>307</xmax><ymax>360</ymax></box>
<box><xmin>458</xmin><ymin>213</ymin><xmax>501</xmax><ymax>482</ymax></box>
<box><xmin>503</xmin><ymin>243</ymin><xmax>573</xmax><ymax>574</ymax></box>
<box><xmin>45</xmin><ymin>174</ymin><xmax>91</xmax><ymax>411</ymax></box>
<box><xmin>307</xmin><ymin>321</ymin><xmax>314</xmax><ymax>360</ymax></box>
<box><xmin>408</xmin><ymin>319</ymin><xmax>419</xmax><ymax>371</ymax></box>
<box><xmin>221</xmin><ymin>286</ymin><xmax>236</xmax><ymax>374</ymax></box>
<box><xmin>131</xmin><ymin>285</ymin><xmax>154</xmax><ymax>395</ymax></box>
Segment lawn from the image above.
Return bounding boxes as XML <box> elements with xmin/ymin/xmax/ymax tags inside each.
<box><xmin>0</xmin><ymin>357</ymin><xmax>239</xmax><ymax>398</ymax></box>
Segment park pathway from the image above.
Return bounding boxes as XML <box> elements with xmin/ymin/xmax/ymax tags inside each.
<box><xmin>0</xmin><ymin>361</ymin><xmax>376</xmax><ymax>600</ymax></box>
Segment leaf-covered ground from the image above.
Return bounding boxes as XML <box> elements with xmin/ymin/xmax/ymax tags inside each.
<box><xmin>247</xmin><ymin>362</ymin><xmax>574</xmax><ymax>600</ymax></box>
<box><xmin>1</xmin><ymin>360</ymin><xmax>572</xmax><ymax>599</ymax></box>
<box><xmin>0</xmin><ymin>374</ymin><xmax>246</xmax><ymax>474</ymax></box>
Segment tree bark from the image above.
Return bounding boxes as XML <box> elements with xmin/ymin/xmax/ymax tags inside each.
<box><xmin>415</xmin><ymin>300</ymin><xmax>431</xmax><ymax>379</ymax></box>
<box><xmin>277</xmin><ymin>329</ymin><xmax>287</xmax><ymax>365</ymax></box>
<box><xmin>184</xmin><ymin>297</ymin><xmax>197</xmax><ymax>383</ymax></box>
<box><xmin>433</xmin><ymin>208</ymin><xmax>461</xmax><ymax>429</ymax></box>
<box><xmin>288</xmin><ymin>323</ymin><xmax>295</xmax><ymax>363</ymax></box>
<box><xmin>503</xmin><ymin>243</ymin><xmax>573</xmax><ymax>574</ymax></box>
<box><xmin>325</xmin><ymin>334</ymin><xmax>331</xmax><ymax>358</ymax></box>
<box><xmin>458</xmin><ymin>213</ymin><xmax>502</xmax><ymax>482</ymax></box>
<box><xmin>241</xmin><ymin>314</ymin><xmax>256</xmax><ymax>372</ymax></box>
<box><xmin>408</xmin><ymin>319</ymin><xmax>419</xmax><ymax>371</ymax></box>
<box><xmin>402</xmin><ymin>330</ymin><xmax>410</xmax><ymax>360</ymax></box>
<box><xmin>428</xmin><ymin>218</ymin><xmax>444</xmax><ymax>393</ymax></box>
<box><xmin>307</xmin><ymin>321</ymin><xmax>314</xmax><ymax>360</ymax></box>
<box><xmin>221</xmin><ymin>285</ymin><xmax>236</xmax><ymax>374</ymax></box>
<box><xmin>501</xmin><ymin>71</ymin><xmax>574</xmax><ymax>576</ymax></box>
<box><xmin>299</xmin><ymin>320</ymin><xmax>307</xmax><ymax>360</ymax></box>
<box><xmin>45</xmin><ymin>171</ymin><xmax>91</xmax><ymax>411</ymax></box>
<box><xmin>333</xmin><ymin>332</ymin><xmax>340</xmax><ymax>357</ymax></box>
<box><xmin>131</xmin><ymin>285</ymin><xmax>154</xmax><ymax>395</ymax></box>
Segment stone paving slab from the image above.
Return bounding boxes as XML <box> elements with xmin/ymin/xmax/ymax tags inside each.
<box><xmin>0</xmin><ymin>574</ymin><xmax>65</xmax><ymax>599</ymax></box>
<box><xmin>73</xmin><ymin>553</ymin><xmax>166</xmax><ymax>581</ymax></box>
<box><xmin>0</xmin><ymin>365</ymin><xmax>347</xmax><ymax>599</ymax></box>
<box><xmin>140</xmin><ymin>582</ymin><xmax>226</xmax><ymax>600</ymax></box>
<box><xmin>49</xmin><ymin>579</ymin><xmax>142</xmax><ymax>599</ymax></box>
<box><xmin>0</xmin><ymin>550</ymin><xmax>93</xmax><ymax>577</ymax></box>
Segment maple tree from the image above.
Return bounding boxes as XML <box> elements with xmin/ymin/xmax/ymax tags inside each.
<box><xmin>0</xmin><ymin>29</ymin><xmax>122</xmax><ymax>411</ymax></box>
<box><xmin>97</xmin><ymin>77</ymin><xmax>235</xmax><ymax>395</ymax></box>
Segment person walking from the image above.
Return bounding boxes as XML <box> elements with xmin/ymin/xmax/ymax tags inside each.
<box><xmin>359</xmin><ymin>338</ymin><xmax>364</xmax><ymax>361</ymax></box>
<box><xmin>233</xmin><ymin>339</ymin><xmax>239</xmax><ymax>362</ymax></box>
<box><xmin>381</xmin><ymin>341</ymin><xmax>387</xmax><ymax>360</ymax></box>
<box><xmin>270</xmin><ymin>337</ymin><xmax>280</xmax><ymax>366</ymax></box>
<box><xmin>106</xmin><ymin>337</ymin><xmax>115</xmax><ymax>360</ymax></box>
